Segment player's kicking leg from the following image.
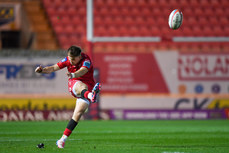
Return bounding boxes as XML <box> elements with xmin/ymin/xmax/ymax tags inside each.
<box><xmin>56</xmin><ymin>82</ymin><xmax>101</xmax><ymax>148</ymax></box>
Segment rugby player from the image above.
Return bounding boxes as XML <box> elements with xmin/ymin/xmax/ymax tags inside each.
<box><xmin>35</xmin><ymin>45</ymin><xmax>101</xmax><ymax>148</ymax></box>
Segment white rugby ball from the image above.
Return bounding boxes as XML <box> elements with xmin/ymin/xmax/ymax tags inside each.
<box><xmin>168</xmin><ymin>9</ymin><xmax>183</xmax><ymax>30</ymax></box>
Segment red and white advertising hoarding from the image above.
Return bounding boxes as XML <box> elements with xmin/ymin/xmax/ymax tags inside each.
<box><xmin>94</xmin><ymin>51</ymin><xmax>229</xmax><ymax>94</ymax></box>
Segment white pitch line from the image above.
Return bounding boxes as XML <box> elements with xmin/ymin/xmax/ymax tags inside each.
<box><xmin>162</xmin><ymin>152</ymin><xmax>186</xmax><ymax>153</ymax></box>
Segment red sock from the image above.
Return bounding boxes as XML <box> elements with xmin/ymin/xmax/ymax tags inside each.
<box><xmin>84</xmin><ymin>90</ymin><xmax>90</xmax><ymax>98</ymax></box>
<box><xmin>63</xmin><ymin>128</ymin><xmax>72</xmax><ymax>137</ymax></box>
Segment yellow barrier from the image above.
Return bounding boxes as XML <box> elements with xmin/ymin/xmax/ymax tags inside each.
<box><xmin>0</xmin><ymin>98</ymin><xmax>76</xmax><ymax>110</ymax></box>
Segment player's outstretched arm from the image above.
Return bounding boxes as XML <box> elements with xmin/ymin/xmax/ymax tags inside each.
<box><xmin>35</xmin><ymin>64</ymin><xmax>60</xmax><ymax>74</ymax></box>
<box><xmin>67</xmin><ymin>67</ymin><xmax>88</xmax><ymax>79</ymax></box>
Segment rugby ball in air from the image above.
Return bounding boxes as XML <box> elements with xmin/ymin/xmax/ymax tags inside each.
<box><xmin>168</xmin><ymin>9</ymin><xmax>183</xmax><ymax>30</ymax></box>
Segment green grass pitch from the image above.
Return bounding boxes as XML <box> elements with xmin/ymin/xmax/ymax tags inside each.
<box><xmin>0</xmin><ymin>120</ymin><xmax>229</xmax><ymax>153</ymax></box>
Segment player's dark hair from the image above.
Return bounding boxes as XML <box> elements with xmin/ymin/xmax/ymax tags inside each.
<box><xmin>67</xmin><ymin>45</ymin><xmax>82</xmax><ymax>57</ymax></box>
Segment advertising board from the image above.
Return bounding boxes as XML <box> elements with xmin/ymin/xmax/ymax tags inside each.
<box><xmin>94</xmin><ymin>52</ymin><xmax>229</xmax><ymax>94</ymax></box>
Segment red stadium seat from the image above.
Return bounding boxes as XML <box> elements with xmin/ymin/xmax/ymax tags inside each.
<box><xmin>72</xmin><ymin>16</ymin><xmax>81</xmax><ymax>25</ymax></box>
<box><xmin>75</xmin><ymin>25</ymin><xmax>86</xmax><ymax>35</ymax></box>
<box><xmin>96</xmin><ymin>0</ymin><xmax>105</xmax><ymax>6</ymax></box>
<box><xmin>194</xmin><ymin>8</ymin><xmax>204</xmax><ymax>16</ymax></box>
<box><xmin>136</xmin><ymin>0</ymin><xmax>148</xmax><ymax>7</ymax></box>
<box><xmin>224</xmin><ymin>8</ymin><xmax>229</xmax><ymax>16</ymax></box>
<box><xmin>42</xmin><ymin>0</ymin><xmax>228</xmax><ymax>50</ymax></box>
<box><xmin>130</xmin><ymin>7</ymin><xmax>140</xmax><ymax>16</ymax></box>
<box><xmin>94</xmin><ymin>26</ymin><xmax>107</xmax><ymax>36</ymax></box>
<box><xmin>210</xmin><ymin>44</ymin><xmax>222</xmax><ymax>52</ymax></box>
<box><xmin>135</xmin><ymin>16</ymin><xmax>145</xmax><ymax>26</ymax></box>
<box><xmin>107</xmin><ymin>26</ymin><xmax>118</xmax><ymax>36</ymax></box>
<box><xmin>54</xmin><ymin>25</ymin><xmax>64</xmax><ymax>34</ymax></box>
<box><xmin>74</xmin><ymin>0</ymin><xmax>86</xmax><ymax>6</ymax></box>
<box><xmin>113</xmin><ymin>16</ymin><xmax>123</xmax><ymax>26</ymax></box>
<box><xmin>50</xmin><ymin>16</ymin><xmax>61</xmax><ymax>26</ymax></box>
<box><xmin>106</xmin><ymin>0</ymin><xmax>116</xmax><ymax>7</ymax></box>
<box><xmin>210</xmin><ymin>0</ymin><xmax>220</xmax><ymax>7</ymax></box>
<box><xmin>94</xmin><ymin>44</ymin><xmax>107</xmax><ymax>52</ymax></box>
<box><xmin>67</xmin><ymin>7</ymin><xmax>77</xmax><ymax>17</ymax></box>
<box><xmin>127</xmin><ymin>0</ymin><xmax>137</xmax><ymax>7</ymax></box>
<box><xmin>99</xmin><ymin>7</ymin><xmax>109</xmax><ymax>16</ymax></box>
<box><xmin>209</xmin><ymin>17</ymin><xmax>218</xmax><ymax>26</ymax></box>
<box><xmin>78</xmin><ymin>7</ymin><xmax>86</xmax><ymax>16</ymax></box>
<box><xmin>219</xmin><ymin>17</ymin><xmax>229</xmax><ymax>26</ymax></box>
<box><xmin>116</xmin><ymin>0</ymin><xmax>126</xmax><ymax>7</ymax></box>
<box><xmin>56</xmin><ymin>7</ymin><xmax>66</xmax><ymax>17</ymax></box>
<box><xmin>116</xmin><ymin>44</ymin><xmax>128</xmax><ymax>52</ymax></box>
<box><xmin>120</xmin><ymin>7</ymin><xmax>129</xmax><ymax>15</ymax></box>
<box><xmin>161</xmin><ymin>26</ymin><xmax>172</xmax><ymax>38</ymax></box>
<box><xmin>156</xmin><ymin>17</ymin><xmax>166</xmax><ymax>26</ymax></box>
<box><xmin>170</xmin><ymin>0</ymin><xmax>179</xmax><ymax>7</ymax></box>
<box><xmin>182</xmin><ymin>27</ymin><xmax>193</xmax><ymax>36</ymax></box>
<box><xmin>60</xmin><ymin>16</ymin><xmax>71</xmax><ymax>25</ymax></box>
<box><xmin>69</xmin><ymin>35</ymin><xmax>81</xmax><ymax>44</ymax></box>
<box><xmin>135</xmin><ymin>44</ymin><xmax>148</xmax><ymax>52</ymax></box>
<box><xmin>224</xmin><ymin>26</ymin><xmax>229</xmax><ymax>36</ymax></box>
<box><xmin>129</xmin><ymin>26</ymin><xmax>139</xmax><ymax>36</ymax></box>
<box><xmin>58</xmin><ymin>34</ymin><xmax>68</xmax><ymax>44</ymax></box>
<box><xmin>190</xmin><ymin>0</ymin><xmax>199</xmax><ymax>7</ymax></box>
<box><xmin>104</xmin><ymin>16</ymin><xmax>114</xmax><ymax>26</ymax></box>
<box><xmin>183</xmin><ymin>8</ymin><xmax>192</xmax><ymax>17</ymax></box>
<box><xmin>171</xmin><ymin>28</ymin><xmax>183</xmax><ymax>36</ymax></box>
<box><xmin>215</xmin><ymin>8</ymin><xmax>224</xmax><ymax>16</ymax></box>
<box><xmin>150</xmin><ymin>26</ymin><xmax>161</xmax><ymax>36</ymax></box>
<box><xmin>151</xmin><ymin>8</ymin><xmax>161</xmax><ymax>17</ymax></box>
<box><xmin>213</xmin><ymin>26</ymin><xmax>224</xmax><ymax>36</ymax></box>
<box><xmin>179</xmin><ymin>0</ymin><xmax>189</xmax><ymax>7</ymax></box>
<box><xmin>200</xmin><ymin>0</ymin><xmax>211</xmax><ymax>7</ymax></box>
<box><xmin>158</xmin><ymin>0</ymin><xmax>168</xmax><ymax>7</ymax></box>
<box><xmin>124</xmin><ymin>16</ymin><xmax>135</xmax><ymax>26</ymax></box>
<box><xmin>222</xmin><ymin>45</ymin><xmax>229</xmax><ymax>52</ymax></box>
<box><xmin>109</xmin><ymin>7</ymin><xmax>120</xmax><ymax>16</ymax></box>
<box><xmin>179</xmin><ymin>43</ymin><xmax>191</xmax><ymax>52</ymax></box>
<box><xmin>198</xmin><ymin>17</ymin><xmax>208</xmax><ymax>26</ymax></box>
<box><xmin>202</xmin><ymin>27</ymin><xmax>213</xmax><ymax>36</ymax></box>
<box><xmin>146</xmin><ymin>16</ymin><xmax>154</xmax><ymax>25</ymax></box>
<box><xmin>193</xmin><ymin>27</ymin><xmax>204</xmax><ymax>36</ymax></box>
<box><xmin>201</xmin><ymin>43</ymin><xmax>211</xmax><ymax>52</ymax></box>
<box><xmin>65</xmin><ymin>25</ymin><xmax>75</xmax><ymax>34</ymax></box>
<box><xmin>185</xmin><ymin>17</ymin><xmax>198</xmax><ymax>27</ymax></box>
<box><xmin>94</xmin><ymin>16</ymin><xmax>102</xmax><ymax>25</ymax></box>
<box><xmin>64</xmin><ymin>0</ymin><xmax>75</xmax><ymax>7</ymax></box>
<box><xmin>139</xmin><ymin>26</ymin><xmax>150</xmax><ymax>36</ymax></box>
<box><xmin>148</xmin><ymin>0</ymin><xmax>157</xmax><ymax>6</ymax></box>
<box><xmin>221</xmin><ymin>0</ymin><xmax>229</xmax><ymax>6</ymax></box>
<box><xmin>204</xmin><ymin>8</ymin><xmax>214</xmax><ymax>16</ymax></box>
<box><xmin>141</xmin><ymin>8</ymin><xmax>151</xmax><ymax>16</ymax></box>
<box><xmin>46</xmin><ymin>7</ymin><xmax>56</xmax><ymax>17</ymax></box>
<box><xmin>119</xmin><ymin>26</ymin><xmax>129</xmax><ymax>36</ymax></box>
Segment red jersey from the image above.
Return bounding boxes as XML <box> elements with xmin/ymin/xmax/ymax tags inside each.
<box><xmin>57</xmin><ymin>53</ymin><xmax>95</xmax><ymax>91</ymax></box>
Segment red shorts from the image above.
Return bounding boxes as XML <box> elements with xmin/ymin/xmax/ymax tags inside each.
<box><xmin>68</xmin><ymin>79</ymin><xmax>94</xmax><ymax>98</ymax></box>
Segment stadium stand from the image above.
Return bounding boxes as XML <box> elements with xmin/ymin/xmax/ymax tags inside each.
<box><xmin>22</xmin><ymin>0</ymin><xmax>59</xmax><ymax>50</ymax></box>
<box><xmin>41</xmin><ymin>0</ymin><xmax>229</xmax><ymax>52</ymax></box>
<box><xmin>43</xmin><ymin>0</ymin><xmax>86</xmax><ymax>49</ymax></box>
